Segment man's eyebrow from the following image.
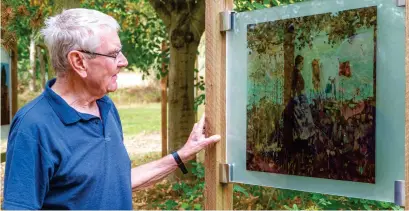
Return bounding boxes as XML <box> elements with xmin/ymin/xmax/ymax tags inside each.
<box><xmin>108</xmin><ymin>46</ymin><xmax>122</xmax><ymax>54</ymax></box>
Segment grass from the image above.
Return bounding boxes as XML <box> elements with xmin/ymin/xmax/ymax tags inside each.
<box><xmin>16</xmin><ymin>86</ymin><xmax>162</xmax><ymax>138</ymax></box>
<box><xmin>118</xmin><ymin>103</ymin><xmax>161</xmax><ymax>138</ymax></box>
<box><xmin>108</xmin><ymin>85</ymin><xmax>161</xmax><ymax>105</ymax></box>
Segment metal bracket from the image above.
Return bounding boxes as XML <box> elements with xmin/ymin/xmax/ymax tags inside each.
<box><xmin>396</xmin><ymin>0</ymin><xmax>405</xmax><ymax>7</ymax></box>
<box><xmin>219</xmin><ymin>163</ymin><xmax>233</xmax><ymax>183</ymax></box>
<box><xmin>219</xmin><ymin>11</ymin><xmax>235</xmax><ymax>32</ymax></box>
<box><xmin>394</xmin><ymin>180</ymin><xmax>405</xmax><ymax>206</ymax></box>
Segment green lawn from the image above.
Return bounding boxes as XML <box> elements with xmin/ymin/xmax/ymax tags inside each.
<box><xmin>118</xmin><ymin>103</ymin><xmax>161</xmax><ymax>138</ymax></box>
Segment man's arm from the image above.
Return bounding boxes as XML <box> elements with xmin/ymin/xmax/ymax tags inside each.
<box><xmin>130</xmin><ymin>153</ymin><xmax>179</xmax><ymax>189</ymax></box>
<box><xmin>130</xmin><ymin>114</ymin><xmax>220</xmax><ymax>190</ymax></box>
<box><xmin>3</xmin><ymin>131</ymin><xmax>54</xmax><ymax>210</ymax></box>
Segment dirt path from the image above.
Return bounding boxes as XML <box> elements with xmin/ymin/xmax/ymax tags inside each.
<box><xmin>124</xmin><ymin>132</ymin><xmax>161</xmax><ymax>155</ymax></box>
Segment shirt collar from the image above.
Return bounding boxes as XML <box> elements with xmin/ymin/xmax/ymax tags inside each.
<box><xmin>44</xmin><ymin>78</ymin><xmax>112</xmax><ymax>125</ymax></box>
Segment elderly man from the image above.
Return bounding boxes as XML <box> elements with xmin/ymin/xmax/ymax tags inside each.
<box><xmin>2</xmin><ymin>8</ymin><xmax>220</xmax><ymax>210</ymax></box>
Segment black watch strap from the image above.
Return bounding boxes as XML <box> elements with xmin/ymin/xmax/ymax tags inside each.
<box><xmin>171</xmin><ymin>151</ymin><xmax>188</xmax><ymax>174</ymax></box>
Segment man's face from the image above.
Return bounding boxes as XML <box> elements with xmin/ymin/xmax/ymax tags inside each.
<box><xmin>84</xmin><ymin>30</ymin><xmax>128</xmax><ymax>96</ymax></box>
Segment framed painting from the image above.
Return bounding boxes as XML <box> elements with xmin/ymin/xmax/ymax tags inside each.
<box><xmin>226</xmin><ymin>0</ymin><xmax>405</xmax><ymax>202</ymax></box>
<box><xmin>246</xmin><ymin>6</ymin><xmax>376</xmax><ymax>184</ymax></box>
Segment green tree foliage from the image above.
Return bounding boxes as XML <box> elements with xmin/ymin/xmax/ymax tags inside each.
<box><xmin>2</xmin><ymin>0</ymin><xmax>54</xmax><ymax>90</ymax></box>
<box><xmin>81</xmin><ymin>0</ymin><xmax>168</xmax><ymax>79</ymax></box>
<box><xmin>247</xmin><ymin>6</ymin><xmax>377</xmax><ymax>55</ymax></box>
<box><xmin>2</xmin><ymin>0</ymin><xmax>168</xmax><ymax>91</ymax></box>
<box><xmin>234</xmin><ymin>0</ymin><xmax>306</xmax><ymax>12</ymax></box>
<box><xmin>2</xmin><ymin>0</ymin><xmax>52</xmax><ymax>46</ymax></box>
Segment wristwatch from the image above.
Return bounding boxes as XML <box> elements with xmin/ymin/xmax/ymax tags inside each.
<box><xmin>171</xmin><ymin>151</ymin><xmax>188</xmax><ymax>174</ymax></box>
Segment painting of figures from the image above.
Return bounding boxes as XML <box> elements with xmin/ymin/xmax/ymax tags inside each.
<box><xmin>246</xmin><ymin>6</ymin><xmax>377</xmax><ymax>183</ymax></box>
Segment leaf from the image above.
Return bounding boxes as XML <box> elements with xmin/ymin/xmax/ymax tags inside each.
<box><xmin>363</xmin><ymin>204</ymin><xmax>371</xmax><ymax>210</ymax></box>
<box><xmin>194</xmin><ymin>203</ymin><xmax>202</xmax><ymax>210</ymax></box>
<box><xmin>164</xmin><ymin>200</ymin><xmax>178</xmax><ymax>210</ymax></box>
<box><xmin>233</xmin><ymin>184</ymin><xmax>249</xmax><ymax>197</ymax></box>
<box><xmin>253</xmin><ymin>2</ymin><xmax>266</xmax><ymax>9</ymax></box>
<box><xmin>181</xmin><ymin>202</ymin><xmax>190</xmax><ymax>209</ymax></box>
<box><xmin>172</xmin><ymin>183</ymin><xmax>181</xmax><ymax>191</ymax></box>
<box><xmin>283</xmin><ymin>205</ymin><xmax>292</xmax><ymax>210</ymax></box>
<box><xmin>377</xmin><ymin>202</ymin><xmax>388</xmax><ymax>208</ymax></box>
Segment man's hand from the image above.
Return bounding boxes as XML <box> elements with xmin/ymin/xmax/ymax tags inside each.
<box><xmin>178</xmin><ymin>113</ymin><xmax>221</xmax><ymax>162</ymax></box>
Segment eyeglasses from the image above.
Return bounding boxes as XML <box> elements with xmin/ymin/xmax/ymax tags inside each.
<box><xmin>78</xmin><ymin>50</ymin><xmax>122</xmax><ymax>60</ymax></box>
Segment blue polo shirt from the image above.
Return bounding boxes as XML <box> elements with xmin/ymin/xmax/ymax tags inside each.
<box><xmin>2</xmin><ymin>79</ymin><xmax>132</xmax><ymax>210</ymax></box>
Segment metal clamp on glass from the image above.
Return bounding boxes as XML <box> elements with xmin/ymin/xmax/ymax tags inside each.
<box><xmin>396</xmin><ymin>0</ymin><xmax>405</xmax><ymax>7</ymax></box>
<box><xmin>220</xmin><ymin>11</ymin><xmax>235</xmax><ymax>32</ymax></box>
<box><xmin>171</xmin><ymin>151</ymin><xmax>188</xmax><ymax>174</ymax></box>
<box><xmin>219</xmin><ymin>163</ymin><xmax>233</xmax><ymax>183</ymax></box>
<box><xmin>394</xmin><ymin>180</ymin><xmax>405</xmax><ymax>206</ymax></box>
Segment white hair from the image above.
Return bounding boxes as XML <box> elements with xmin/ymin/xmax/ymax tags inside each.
<box><xmin>40</xmin><ymin>8</ymin><xmax>120</xmax><ymax>75</ymax></box>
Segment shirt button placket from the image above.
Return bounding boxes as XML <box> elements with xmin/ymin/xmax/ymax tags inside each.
<box><xmin>94</xmin><ymin>120</ymin><xmax>103</xmax><ymax>136</ymax></box>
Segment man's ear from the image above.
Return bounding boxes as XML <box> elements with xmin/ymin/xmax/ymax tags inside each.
<box><xmin>67</xmin><ymin>51</ymin><xmax>87</xmax><ymax>78</ymax></box>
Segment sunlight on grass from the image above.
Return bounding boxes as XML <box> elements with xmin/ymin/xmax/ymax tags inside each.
<box><xmin>118</xmin><ymin>103</ymin><xmax>161</xmax><ymax>138</ymax></box>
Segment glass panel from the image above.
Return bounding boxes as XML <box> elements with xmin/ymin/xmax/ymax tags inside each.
<box><xmin>226</xmin><ymin>0</ymin><xmax>405</xmax><ymax>202</ymax></box>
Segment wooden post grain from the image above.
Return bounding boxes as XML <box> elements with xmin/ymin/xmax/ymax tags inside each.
<box><xmin>161</xmin><ymin>41</ymin><xmax>168</xmax><ymax>157</ymax></box>
<box><xmin>405</xmin><ymin>1</ymin><xmax>409</xmax><ymax>208</ymax></box>
<box><xmin>204</xmin><ymin>0</ymin><xmax>233</xmax><ymax>210</ymax></box>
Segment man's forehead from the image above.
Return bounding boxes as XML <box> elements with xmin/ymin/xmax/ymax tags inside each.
<box><xmin>98</xmin><ymin>31</ymin><xmax>122</xmax><ymax>50</ymax></box>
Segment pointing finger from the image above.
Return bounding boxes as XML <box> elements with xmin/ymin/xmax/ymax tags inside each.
<box><xmin>198</xmin><ymin>113</ymin><xmax>205</xmax><ymax>131</ymax></box>
<box><xmin>205</xmin><ymin>135</ymin><xmax>221</xmax><ymax>143</ymax></box>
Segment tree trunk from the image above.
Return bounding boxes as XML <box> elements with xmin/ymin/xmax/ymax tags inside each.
<box><xmin>283</xmin><ymin>24</ymin><xmax>295</xmax><ymax>105</ymax></box>
<box><xmin>148</xmin><ymin>0</ymin><xmax>205</xmax><ymax>179</ymax></box>
<box><xmin>28</xmin><ymin>33</ymin><xmax>36</xmax><ymax>92</ymax></box>
<box><xmin>282</xmin><ymin>23</ymin><xmax>295</xmax><ymax>159</ymax></box>
<box><xmin>161</xmin><ymin>41</ymin><xmax>168</xmax><ymax>158</ymax></box>
<box><xmin>47</xmin><ymin>50</ymin><xmax>55</xmax><ymax>80</ymax></box>
<box><xmin>37</xmin><ymin>46</ymin><xmax>46</xmax><ymax>89</ymax></box>
<box><xmin>168</xmin><ymin>39</ymin><xmax>198</xmax><ymax>179</ymax></box>
<box><xmin>149</xmin><ymin>0</ymin><xmax>205</xmax><ymax>179</ymax></box>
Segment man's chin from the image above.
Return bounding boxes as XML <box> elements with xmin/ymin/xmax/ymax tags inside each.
<box><xmin>107</xmin><ymin>85</ymin><xmax>118</xmax><ymax>93</ymax></box>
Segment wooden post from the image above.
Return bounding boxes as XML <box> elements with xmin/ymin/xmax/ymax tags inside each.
<box><xmin>405</xmin><ymin>2</ymin><xmax>409</xmax><ymax>208</ymax></box>
<box><xmin>195</xmin><ymin>55</ymin><xmax>199</xmax><ymax>122</ymax></box>
<box><xmin>11</xmin><ymin>41</ymin><xmax>18</xmax><ymax>118</ymax></box>
<box><xmin>161</xmin><ymin>41</ymin><xmax>168</xmax><ymax>157</ymax></box>
<box><xmin>204</xmin><ymin>0</ymin><xmax>233</xmax><ymax>210</ymax></box>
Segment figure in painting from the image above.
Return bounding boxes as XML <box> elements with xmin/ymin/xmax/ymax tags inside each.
<box><xmin>339</xmin><ymin>61</ymin><xmax>352</xmax><ymax>77</ymax></box>
<box><xmin>325</xmin><ymin>76</ymin><xmax>336</xmax><ymax>99</ymax></box>
<box><xmin>291</xmin><ymin>55</ymin><xmax>316</xmax><ymax>141</ymax></box>
<box><xmin>283</xmin><ymin>55</ymin><xmax>316</xmax><ymax>170</ymax></box>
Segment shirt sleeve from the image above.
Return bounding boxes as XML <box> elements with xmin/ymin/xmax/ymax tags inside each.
<box><xmin>2</xmin><ymin>131</ymin><xmax>55</xmax><ymax>210</ymax></box>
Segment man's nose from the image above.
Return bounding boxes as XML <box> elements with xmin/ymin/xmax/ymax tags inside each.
<box><xmin>118</xmin><ymin>52</ymin><xmax>128</xmax><ymax>67</ymax></box>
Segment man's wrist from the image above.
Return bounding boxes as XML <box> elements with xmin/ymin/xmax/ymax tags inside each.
<box><xmin>176</xmin><ymin>148</ymin><xmax>189</xmax><ymax>163</ymax></box>
<box><xmin>171</xmin><ymin>151</ymin><xmax>188</xmax><ymax>174</ymax></box>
